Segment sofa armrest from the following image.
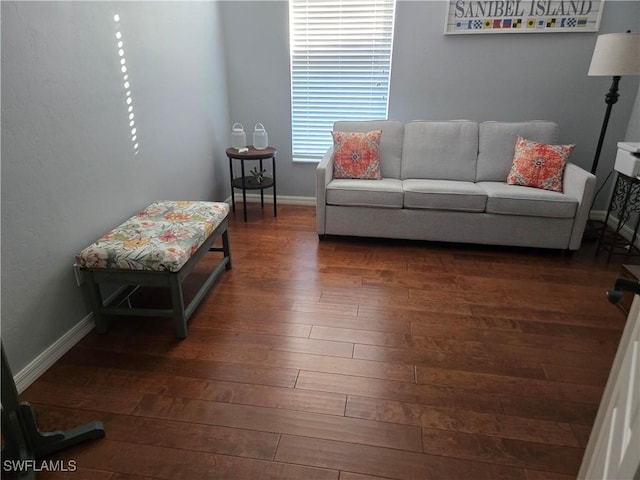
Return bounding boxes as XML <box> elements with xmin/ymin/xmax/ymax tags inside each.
<box><xmin>564</xmin><ymin>163</ymin><xmax>596</xmax><ymax>250</ymax></box>
<box><xmin>316</xmin><ymin>148</ymin><xmax>334</xmax><ymax>235</ymax></box>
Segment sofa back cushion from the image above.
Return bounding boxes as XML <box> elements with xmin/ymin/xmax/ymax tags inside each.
<box><xmin>476</xmin><ymin>121</ymin><xmax>560</xmax><ymax>182</ymax></box>
<box><xmin>401</xmin><ymin>121</ymin><xmax>479</xmax><ymax>181</ymax></box>
<box><xmin>333</xmin><ymin>120</ymin><xmax>404</xmax><ymax>179</ymax></box>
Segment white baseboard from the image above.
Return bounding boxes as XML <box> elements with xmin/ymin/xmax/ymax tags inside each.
<box><xmin>591</xmin><ymin>209</ymin><xmax>640</xmax><ymax>249</ymax></box>
<box><xmin>225</xmin><ymin>193</ymin><xmax>316</xmax><ymax>206</ymax></box>
<box><xmin>590</xmin><ymin>210</ymin><xmax>607</xmax><ymax>222</ymax></box>
<box><xmin>13</xmin><ymin>285</ymin><xmax>132</xmax><ymax>393</ymax></box>
<box><xmin>14</xmin><ymin>313</ymin><xmax>95</xmax><ymax>393</ymax></box>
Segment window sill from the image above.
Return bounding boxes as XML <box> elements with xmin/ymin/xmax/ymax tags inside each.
<box><xmin>292</xmin><ymin>157</ymin><xmax>321</xmax><ymax>164</ymax></box>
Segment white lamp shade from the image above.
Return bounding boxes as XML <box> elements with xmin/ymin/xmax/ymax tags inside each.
<box><xmin>588</xmin><ymin>32</ymin><xmax>640</xmax><ymax>76</ymax></box>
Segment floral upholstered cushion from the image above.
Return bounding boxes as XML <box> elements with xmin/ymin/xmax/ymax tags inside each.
<box><xmin>506</xmin><ymin>136</ymin><xmax>575</xmax><ymax>192</ymax></box>
<box><xmin>75</xmin><ymin>201</ymin><xmax>229</xmax><ymax>272</ymax></box>
<box><xmin>332</xmin><ymin>130</ymin><xmax>383</xmax><ymax>180</ymax></box>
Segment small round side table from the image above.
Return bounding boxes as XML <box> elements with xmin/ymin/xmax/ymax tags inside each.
<box><xmin>226</xmin><ymin>146</ymin><xmax>277</xmax><ymax>222</ymax></box>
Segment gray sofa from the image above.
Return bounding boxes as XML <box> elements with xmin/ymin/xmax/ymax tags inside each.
<box><xmin>316</xmin><ymin>120</ymin><xmax>596</xmax><ymax>251</ymax></box>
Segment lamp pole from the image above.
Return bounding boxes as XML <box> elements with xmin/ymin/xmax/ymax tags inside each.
<box><xmin>591</xmin><ymin>76</ymin><xmax>621</xmax><ymax>175</ymax></box>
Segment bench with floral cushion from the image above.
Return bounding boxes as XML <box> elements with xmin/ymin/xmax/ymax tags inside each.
<box><xmin>75</xmin><ymin>201</ymin><xmax>231</xmax><ymax>338</ymax></box>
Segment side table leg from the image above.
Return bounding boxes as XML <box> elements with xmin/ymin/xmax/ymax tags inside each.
<box><xmin>260</xmin><ymin>159</ymin><xmax>265</xmax><ymax>209</ymax></box>
<box><xmin>228</xmin><ymin>155</ymin><xmax>235</xmax><ymax>213</ymax></box>
<box><xmin>273</xmin><ymin>154</ymin><xmax>277</xmax><ymax>217</ymax></box>
<box><xmin>241</xmin><ymin>159</ymin><xmax>247</xmax><ymax>222</ymax></box>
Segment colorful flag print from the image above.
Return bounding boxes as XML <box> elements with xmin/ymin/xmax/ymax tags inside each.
<box><xmin>449</xmin><ymin>13</ymin><xmax>592</xmax><ymax>33</ymax></box>
<box><xmin>565</xmin><ymin>17</ymin><xmax>577</xmax><ymax>27</ymax></box>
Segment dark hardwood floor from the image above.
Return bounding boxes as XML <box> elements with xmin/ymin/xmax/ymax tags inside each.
<box><xmin>14</xmin><ymin>204</ymin><xmax>631</xmax><ymax>479</ymax></box>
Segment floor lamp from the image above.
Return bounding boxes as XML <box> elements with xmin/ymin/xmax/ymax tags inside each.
<box><xmin>584</xmin><ymin>31</ymin><xmax>640</xmax><ymax>240</ymax></box>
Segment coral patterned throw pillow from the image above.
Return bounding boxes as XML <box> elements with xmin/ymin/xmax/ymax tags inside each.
<box><xmin>332</xmin><ymin>130</ymin><xmax>382</xmax><ymax>180</ymax></box>
<box><xmin>507</xmin><ymin>136</ymin><xmax>575</xmax><ymax>192</ymax></box>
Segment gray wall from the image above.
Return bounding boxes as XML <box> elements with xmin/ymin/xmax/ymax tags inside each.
<box><xmin>1</xmin><ymin>1</ymin><xmax>231</xmax><ymax>371</ymax></box>
<box><xmin>221</xmin><ymin>0</ymin><xmax>639</xmax><ymax>203</ymax></box>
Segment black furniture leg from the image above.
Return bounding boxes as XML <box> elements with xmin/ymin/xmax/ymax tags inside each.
<box><xmin>1</xmin><ymin>343</ymin><xmax>105</xmax><ymax>478</ymax></box>
<box><xmin>272</xmin><ymin>154</ymin><xmax>277</xmax><ymax>217</ymax></box>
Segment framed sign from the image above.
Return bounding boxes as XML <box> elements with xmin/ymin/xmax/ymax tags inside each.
<box><xmin>444</xmin><ymin>0</ymin><xmax>604</xmax><ymax>34</ymax></box>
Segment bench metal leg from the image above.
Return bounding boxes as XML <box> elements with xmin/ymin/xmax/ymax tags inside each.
<box><xmin>85</xmin><ymin>273</ymin><xmax>108</xmax><ymax>334</ymax></box>
<box><xmin>169</xmin><ymin>274</ymin><xmax>188</xmax><ymax>339</ymax></box>
<box><xmin>222</xmin><ymin>229</ymin><xmax>232</xmax><ymax>270</ymax></box>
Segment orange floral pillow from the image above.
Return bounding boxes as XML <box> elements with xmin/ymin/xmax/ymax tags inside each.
<box><xmin>332</xmin><ymin>130</ymin><xmax>382</xmax><ymax>180</ymax></box>
<box><xmin>507</xmin><ymin>136</ymin><xmax>575</xmax><ymax>192</ymax></box>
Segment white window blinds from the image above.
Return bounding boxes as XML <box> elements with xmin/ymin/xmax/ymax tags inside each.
<box><xmin>289</xmin><ymin>0</ymin><xmax>396</xmax><ymax>161</ymax></box>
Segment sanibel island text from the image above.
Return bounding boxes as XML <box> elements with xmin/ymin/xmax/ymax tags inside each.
<box><xmin>454</xmin><ymin>0</ymin><xmax>594</xmax><ymax>18</ymax></box>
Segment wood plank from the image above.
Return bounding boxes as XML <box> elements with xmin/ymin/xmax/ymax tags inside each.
<box><xmin>345</xmin><ymin>396</ymin><xmax>580</xmax><ymax>447</ymax></box>
<box><xmin>482</xmin><ymin>342</ymin><xmax>617</xmax><ymax>370</ymax></box>
<box><xmin>470</xmin><ymin>304</ymin><xmax>625</xmax><ymax>330</ymax></box>
<box><xmin>275</xmin><ymin>434</ymin><xmax>526</xmax><ymax>480</ymax></box>
<box><xmin>50</xmin><ymin>439</ymin><xmax>339</xmax><ymax>480</ymax></box>
<box><xmin>421</xmin><ymin>428</ymin><xmax>584</xmax><ymax>475</ymax></box>
<box><xmin>133</xmin><ymin>394</ymin><xmax>423</xmax><ymax>452</ymax></box>
<box><xmin>293</xmin><ymin>301</ymin><xmax>359</xmax><ymax>317</ymax></box>
<box><xmin>523</xmin><ymin>471</ymin><xmax>576</xmax><ymax>480</ymax></box>
<box><xmin>498</xmin><ymin>394</ymin><xmax>599</xmax><ymax>425</ymax></box>
<box><xmin>235</xmin><ymin>306</ymin><xmax>413</xmax><ymax>334</ymax></box>
<box><xmin>21</xmin><ymin>381</ymin><xmax>143</xmax><ymax>414</ymax></box>
<box><xmin>61</xmin><ymin>346</ymin><xmax>300</xmax><ymax>388</ymax></box>
<box><xmin>47</xmin><ymin>363</ymin><xmax>346</xmax><ymax>416</ymax></box>
<box><xmin>295</xmin><ymin>370</ymin><xmax>502</xmax><ymax>413</ymax></box>
<box><xmin>76</xmin><ymin>337</ymin><xmax>413</xmax><ymax>382</ymax></box>
<box><xmin>355</xmin><ymin>344</ymin><xmax>547</xmax><ymax>380</ymax></box>
<box><xmin>30</xmin><ymin>404</ymin><xmax>280</xmax><ymax>460</ymax></box>
<box><xmin>415</xmin><ymin>366</ymin><xmax>604</xmax><ymax>404</ymax></box>
<box><xmin>310</xmin><ymin>325</ymin><xmax>486</xmax><ymax>356</ymax></box>
<box><xmin>542</xmin><ymin>363</ymin><xmax>611</xmax><ymax>386</ymax></box>
<box><xmin>110</xmin><ymin>475</ymin><xmax>162</xmax><ymax>480</ymax></box>
<box><xmin>191</xmin><ymin>316</ymin><xmax>313</xmax><ymax>337</ymax></box>
<box><xmin>35</xmin><ymin>468</ymin><xmax>113</xmax><ymax>480</ymax></box>
<box><xmin>411</xmin><ymin>322</ymin><xmax>618</xmax><ymax>356</ymax></box>
<box><xmin>338</xmin><ymin>473</ymin><xmax>397</xmax><ymax>480</ymax></box>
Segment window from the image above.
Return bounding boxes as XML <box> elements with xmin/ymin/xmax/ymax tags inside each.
<box><xmin>289</xmin><ymin>0</ymin><xmax>396</xmax><ymax>162</ymax></box>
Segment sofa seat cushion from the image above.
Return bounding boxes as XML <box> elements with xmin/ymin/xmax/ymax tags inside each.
<box><xmin>326</xmin><ymin>178</ymin><xmax>404</xmax><ymax>208</ymax></box>
<box><xmin>478</xmin><ymin>182</ymin><xmax>577</xmax><ymax>218</ymax></box>
<box><xmin>403</xmin><ymin>179</ymin><xmax>487</xmax><ymax>212</ymax></box>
